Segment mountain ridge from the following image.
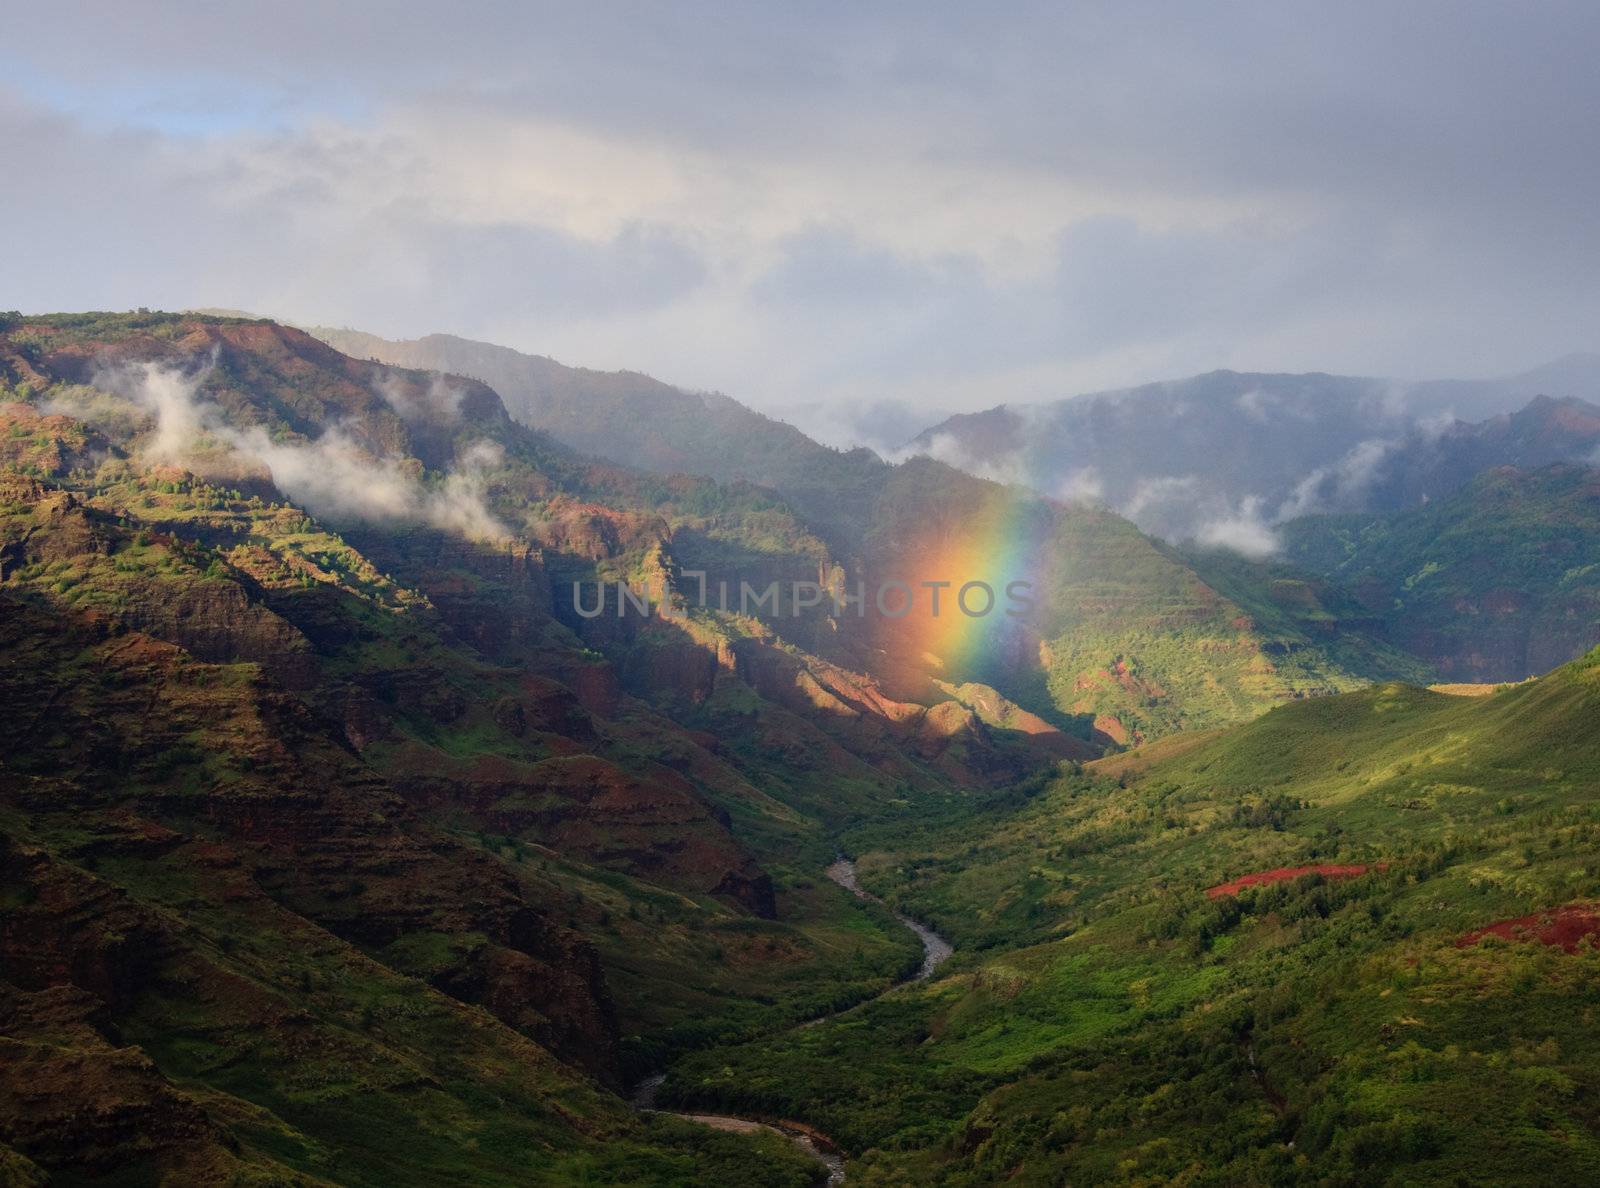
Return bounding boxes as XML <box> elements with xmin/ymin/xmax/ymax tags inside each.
<box><xmin>907</xmin><ymin>368</ymin><xmax>1600</xmax><ymax>545</ymax></box>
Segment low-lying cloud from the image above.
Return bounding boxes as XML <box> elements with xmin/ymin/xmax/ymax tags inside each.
<box><xmin>1055</xmin><ymin>467</ymin><xmax>1105</xmax><ymax>505</ymax></box>
<box><xmin>373</xmin><ymin>369</ymin><xmax>471</xmax><ymax>424</ymax></box>
<box><xmin>1192</xmin><ymin>497</ymin><xmax>1281</xmax><ymax>560</ymax></box>
<box><xmin>885</xmin><ymin>430</ymin><xmax>1034</xmax><ymax>488</ymax></box>
<box><xmin>1275</xmin><ymin>437</ymin><xmax>1398</xmax><ymax>523</ymax></box>
<box><xmin>95</xmin><ymin>359</ymin><xmax>510</xmax><ymax>540</ymax></box>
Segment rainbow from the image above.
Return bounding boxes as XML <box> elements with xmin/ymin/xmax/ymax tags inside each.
<box><xmin>873</xmin><ymin>487</ymin><xmax>1050</xmax><ymax>679</ymax></box>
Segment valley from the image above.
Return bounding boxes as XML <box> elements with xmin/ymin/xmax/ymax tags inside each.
<box><xmin>13</xmin><ymin>7</ymin><xmax>1600</xmax><ymax>1184</ymax></box>
<box><xmin>2</xmin><ymin>311</ymin><xmax>1599</xmax><ymax>1185</ymax></box>
<box><xmin>629</xmin><ymin>857</ymin><xmax>951</xmax><ymax>1185</ymax></box>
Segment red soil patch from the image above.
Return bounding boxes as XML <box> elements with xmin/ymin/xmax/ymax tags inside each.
<box><xmin>1206</xmin><ymin>864</ymin><xmax>1376</xmax><ymax>899</ymax></box>
<box><xmin>1456</xmin><ymin>904</ymin><xmax>1600</xmax><ymax>953</ymax></box>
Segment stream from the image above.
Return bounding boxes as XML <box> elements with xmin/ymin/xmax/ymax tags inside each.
<box><xmin>823</xmin><ymin>857</ymin><xmax>953</xmax><ymax>980</ymax></box>
<box><xmin>631</xmin><ymin>857</ymin><xmax>953</xmax><ymax>1185</ymax></box>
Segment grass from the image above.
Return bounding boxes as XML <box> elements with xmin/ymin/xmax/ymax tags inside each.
<box><xmin>657</xmin><ymin>647</ymin><xmax>1600</xmax><ymax>1183</ymax></box>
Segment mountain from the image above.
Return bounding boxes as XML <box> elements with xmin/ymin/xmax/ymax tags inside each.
<box><xmin>0</xmin><ymin>311</ymin><xmax>1040</xmax><ymax>1182</ymax></box>
<box><xmin>1359</xmin><ymin>395</ymin><xmax>1600</xmax><ymax>509</ymax></box>
<box><xmin>299</xmin><ymin>325</ymin><xmax>1600</xmax><ymax>735</ymax></box>
<box><xmin>1277</xmin><ymin>462</ymin><xmax>1600</xmax><ymax>681</ymax></box>
<box><xmin>306</xmin><ymin>324</ymin><xmax>1457</xmax><ymax>743</ymax></box>
<box><xmin>12</xmin><ymin>314</ymin><xmax>1429</xmax><ymax>761</ymax></box>
<box><xmin>308</xmin><ymin>326</ymin><xmax>889</xmax><ymax>549</ymax></box>
<box><xmin>662</xmin><ymin>645</ymin><xmax>1600</xmax><ymax>1183</ymax></box>
<box><xmin>906</xmin><ymin>367</ymin><xmax>1600</xmax><ymax>544</ymax></box>
<box><xmin>1406</xmin><ymin>352</ymin><xmax>1600</xmax><ymax>422</ymax></box>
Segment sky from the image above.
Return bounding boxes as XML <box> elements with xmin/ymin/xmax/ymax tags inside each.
<box><xmin>5</xmin><ymin>1</ymin><xmax>1600</xmax><ymax>448</ymax></box>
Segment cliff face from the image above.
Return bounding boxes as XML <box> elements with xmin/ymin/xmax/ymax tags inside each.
<box><xmin>0</xmin><ymin>843</ymin><xmax>261</xmax><ymax>1184</ymax></box>
<box><xmin>0</xmin><ymin>403</ymin><xmax>785</xmax><ymax>923</ymax></box>
<box><xmin>0</xmin><ymin>592</ymin><xmax>623</xmax><ymax>1077</ymax></box>
<box><xmin>0</xmin><ymin>594</ymin><xmax>653</xmax><ymax>1180</ymax></box>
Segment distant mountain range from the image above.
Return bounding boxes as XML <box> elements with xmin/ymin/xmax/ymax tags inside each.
<box><xmin>907</xmin><ymin>364</ymin><xmax>1600</xmax><ymax>546</ymax></box>
<box><xmin>310</xmin><ymin>325</ymin><xmax>1600</xmax><ymax>558</ymax></box>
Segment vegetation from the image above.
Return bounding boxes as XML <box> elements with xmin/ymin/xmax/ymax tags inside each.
<box><xmin>665</xmin><ymin>649</ymin><xmax>1600</xmax><ymax>1183</ymax></box>
<box><xmin>1277</xmin><ymin>463</ymin><xmax>1600</xmax><ymax>681</ymax></box>
<box><xmin>6</xmin><ymin>312</ymin><xmax>1600</xmax><ymax>1184</ymax></box>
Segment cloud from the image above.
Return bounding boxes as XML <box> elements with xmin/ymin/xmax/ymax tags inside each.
<box><xmin>1274</xmin><ymin>437</ymin><xmax>1399</xmax><ymax>521</ymax></box>
<box><xmin>374</xmin><ymin>370</ymin><xmax>469</xmax><ymax>424</ymax></box>
<box><xmin>429</xmin><ymin>440</ymin><xmax>509</xmax><ymax>540</ymax></box>
<box><xmin>1056</xmin><ymin>467</ymin><xmax>1105</xmax><ymax>505</ymax></box>
<box><xmin>7</xmin><ymin>3</ymin><xmax>1600</xmax><ymax>445</ymax></box>
<box><xmin>113</xmin><ymin>357</ymin><xmax>214</xmax><ymax>464</ymax></box>
<box><xmin>1235</xmin><ymin>388</ymin><xmax>1272</xmax><ymax>422</ymax></box>
<box><xmin>1193</xmin><ymin>497</ymin><xmax>1281</xmax><ymax>559</ymax></box>
<box><xmin>885</xmin><ymin>429</ymin><xmax>1034</xmax><ymax>486</ymax></box>
<box><xmin>94</xmin><ymin>359</ymin><xmax>509</xmax><ymax>540</ymax></box>
<box><xmin>1120</xmin><ymin>475</ymin><xmax>1201</xmax><ymax>523</ymax></box>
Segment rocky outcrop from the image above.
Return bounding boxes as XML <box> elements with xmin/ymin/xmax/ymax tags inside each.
<box><xmin>0</xmin><ymin>402</ymin><xmax>115</xmax><ymax>476</ymax></box>
<box><xmin>0</xmin><ymin>478</ymin><xmax>318</xmax><ymax>686</ymax></box>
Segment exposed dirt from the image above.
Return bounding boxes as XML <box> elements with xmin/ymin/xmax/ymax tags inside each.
<box><xmin>1456</xmin><ymin>904</ymin><xmax>1600</xmax><ymax>952</ymax></box>
<box><xmin>1206</xmin><ymin>864</ymin><xmax>1376</xmax><ymax>899</ymax></box>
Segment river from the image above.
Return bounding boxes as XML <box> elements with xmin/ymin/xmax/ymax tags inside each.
<box><xmin>823</xmin><ymin>856</ymin><xmax>953</xmax><ymax>981</ymax></box>
<box><xmin>631</xmin><ymin>857</ymin><xmax>953</xmax><ymax>1185</ymax></box>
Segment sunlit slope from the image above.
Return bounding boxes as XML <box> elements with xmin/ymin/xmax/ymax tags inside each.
<box><xmin>666</xmin><ymin>650</ymin><xmax>1600</xmax><ymax>1184</ymax></box>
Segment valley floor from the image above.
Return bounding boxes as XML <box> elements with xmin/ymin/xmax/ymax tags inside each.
<box><xmin>653</xmin><ymin>658</ymin><xmax>1600</xmax><ymax>1185</ymax></box>
<box><xmin>632</xmin><ymin>857</ymin><xmax>953</xmax><ymax>1184</ymax></box>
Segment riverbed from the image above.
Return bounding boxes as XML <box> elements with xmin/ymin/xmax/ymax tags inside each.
<box><xmin>824</xmin><ymin>856</ymin><xmax>953</xmax><ymax>980</ymax></box>
<box><xmin>631</xmin><ymin>857</ymin><xmax>953</xmax><ymax>1184</ymax></box>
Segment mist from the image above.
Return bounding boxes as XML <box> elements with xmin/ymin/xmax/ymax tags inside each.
<box><xmin>91</xmin><ymin>359</ymin><xmax>510</xmax><ymax>541</ymax></box>
<box><xmin>891</xmin><ymin>363</ymin><xmax>1600</xmax><ymax>557</ymax></box>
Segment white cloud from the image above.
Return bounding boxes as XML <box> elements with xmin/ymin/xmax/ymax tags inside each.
<box><xmin>1234</xmin><ymin>388</ymin><xmax>1272</xmax><ymax>422</ymax></box>
<box><xmin>117</xmin><ymin>357</ymin><xmax>213</xmax><ymax>465</ymax></box>
<box><xmin>1193</xmin><ymin>497</ymin><xmax>1280</xmax><ymax>559</ymax></box>
<box><xmin>1120</xmin><ymin>475</ymin><xmax>1201</xmax><ymax>522</ymax></box>
<box><xmin>93</xmin><ymin>359</ymin><xmax>509</xmax><ymax>540</ymax></box>
<box><xmin>1056</xmin><ymin>467</ymin><xmax>1105</xmax><ymax>504</ymax></box>
<box><xmin>1275</xmin><ymin>437</ymin><xmax>1398</xmax><ymax>521</ymax></box>
<box><xmin>374</xmin><ymin>370</ymin><xmax>470</xmax><ymax>424</ymax></box>
<box><xmin>886</xmin><ymin>429</ymin><xmax>1035</xmax><ymax>487</ymax></box>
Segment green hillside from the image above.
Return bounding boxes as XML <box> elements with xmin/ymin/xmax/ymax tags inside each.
<box><xmin>1280</xmin><ymin>463</ymin><xmax>1600</xmax><ymax>681</ymax></box>
<box><xmin>863</xmin><ymin>460</ymin><xmax>1431</xmax><ymax>746</ymax></box>
<box><xmin>662</xmin><ymin>648</ymin><xmax>1600</xmax><ymax>1184</ymax></box>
